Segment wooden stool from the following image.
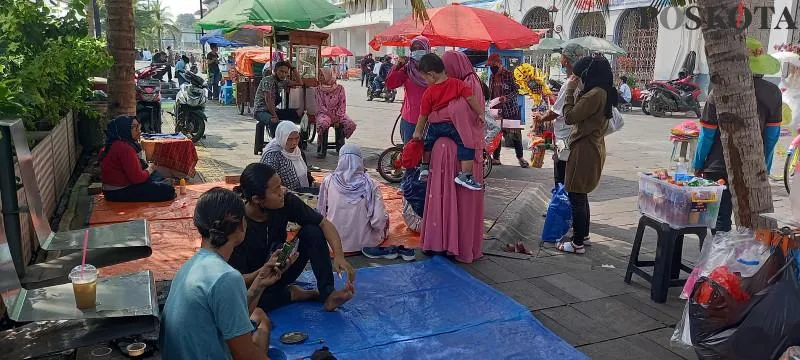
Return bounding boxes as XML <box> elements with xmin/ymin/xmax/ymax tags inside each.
<box><xmin>624</xmin><ymin>214</ymin><xmax>708</xmax><ymax>303</ymax></box>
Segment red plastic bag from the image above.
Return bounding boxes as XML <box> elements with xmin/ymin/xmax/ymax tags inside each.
<box><xmin>695</xmin><ymin>266</ymin><xmax>750</xmax><ymax>305</ymax></box>
<box><xmin>401</xmin><ymin>139</ymin><xmax>423</xmax><ymax>169</ymax></box>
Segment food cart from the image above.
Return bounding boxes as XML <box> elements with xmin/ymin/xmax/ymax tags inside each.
<box><xmin>253</xmin><ymin>28</ymin><xmax>331</xmax><ymax>154</ymax></box>
<box><xmin>233</xmin><ymin>46</ymin><xmax>283</xmax><ymax>115</ymax></box>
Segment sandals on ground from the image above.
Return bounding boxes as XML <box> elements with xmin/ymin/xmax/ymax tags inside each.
<box><xmin>556</xmin><ymin>241</ymin><xmax>585</xmax><ymax>254</ymax></box>
<box><xmin>501</xmin><ymin>242</ymin><xmax>534</xmax><ymax>255</ymax></box>
<box><xmin>518</xmin><ymin>158</ymin><xmax>530</xmax><ymax>168</ymax></box>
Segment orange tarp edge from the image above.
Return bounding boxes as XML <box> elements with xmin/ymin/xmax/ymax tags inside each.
<box><xmin>93</xmin><ymin>181</ymin><xmax>419</xmax><ymax>281</ymax></box>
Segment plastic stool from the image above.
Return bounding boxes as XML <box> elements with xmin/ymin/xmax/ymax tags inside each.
<box><xmin>669</xmin><ymin>138</ymin><xmax>697</xmax><ymax>173</ymax></box>
<box><xmin>220</xmin><ymin>85</ymin><xmax>234</xmax><ymax>105</ymax></box>
<box><xmin>624</xmin><ymin>214</ymin><xmax>708</xmax><ymax>303</ymax></box>
<box><xmin>316</xmin><ymin>126</ymin><xmax>345</xmax><ymax>159</ymax></box>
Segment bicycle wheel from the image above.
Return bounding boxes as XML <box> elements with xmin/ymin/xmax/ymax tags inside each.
<box><xmin>785</xmin><ymin>148</ymin><xmax>799</xmax><ymax>193</ymax></box>
<box><xmin>378</xmin><ymin>146</ymin><xmax>404</xmax><ymax>183</ymax></box>
<box><xmin>483</xmin><ymin>150</ymin><xmax>493</xmax><ymax>179</ymax></box>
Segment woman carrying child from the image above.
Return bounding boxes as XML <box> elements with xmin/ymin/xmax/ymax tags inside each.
<box><xmin>413</xmin><ymin>52</ymin><xmax>486</xmax><ymax>263</ymax></box>
<box><xmin>412</xmin><ymin>53</ymin><xmax>485</xmax><ymax>190</ymax></box>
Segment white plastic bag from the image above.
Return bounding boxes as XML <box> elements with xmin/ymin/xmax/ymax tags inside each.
<box><xmin>605</xmin><ymin>107</ymin><xmax>624</xmax><ymax>136</ymax></box>
<box><xmin>680</xmin><ymin>229</ymin><xmax>771</xmax><ymax>299</ymax></box>
<box><xmin>484</xmin><ymin>108</ymin><xmax>502</xmax><ymax>144</ymax></box>
<box><xmin>671</xmin><ymin>303</ymin><xmax>693</xmax><ymax>347</ymax></box>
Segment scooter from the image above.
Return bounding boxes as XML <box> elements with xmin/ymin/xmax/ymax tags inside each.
<box><xmin>642</xmin><ymin>75</ymin><xmax>702</xmax><ymax>118</ymax></box>
<box><xmin>173</xmin><ymin>70</ymin><xmax>208</xmax><ymax>142</ymax></box>
<box><xmin>367</xmin><ymin>78</ymin><xmax>397</xmax><ymax>103</ymax></box>
<box><xmin>135</xmin><ymin>64</ymin><xmax>167</xmax><ymax>133</ymax></box>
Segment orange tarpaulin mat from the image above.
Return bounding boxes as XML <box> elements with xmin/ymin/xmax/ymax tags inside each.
<box><xmin>92</xmin><ymin>181</ymin><xmax>419</xmax><ymax>281</ymax></box>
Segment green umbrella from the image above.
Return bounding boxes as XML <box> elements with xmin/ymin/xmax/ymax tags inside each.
<box><xmin>529</xmin><ymin>38</ymin><xmax>564</xmax><ymax>52</ymax></box>
<box><xmin>196</xmin><ymin>0</ymin><xmax>347</xmax><ymax>31</ymax></box>
<box><xmin>564</xmin><ymin>36</ymin><xmax>627</xmax><ymax>55</ymax></box>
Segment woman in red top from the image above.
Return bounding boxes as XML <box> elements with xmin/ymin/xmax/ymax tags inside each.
<box><xmin>100</xmin><ymin>116</ymin><xmax>176</xmax><ymax>202</ymax></box>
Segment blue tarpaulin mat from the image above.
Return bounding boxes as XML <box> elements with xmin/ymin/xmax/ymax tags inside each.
<box><xmin>268</xmin><ymin>257</ymin><xmax>588</xmax><ymax>360</ymax></box>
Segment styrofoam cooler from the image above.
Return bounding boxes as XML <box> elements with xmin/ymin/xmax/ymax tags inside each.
<box><xmin>637</xmin><ymin>173</ymin><xmax>725</xmax><ymax>229</ymax></box>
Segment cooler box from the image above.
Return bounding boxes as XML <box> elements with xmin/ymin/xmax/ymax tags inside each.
<box><xmin>637</xmin><ymin>173</ymin><xmax>725</xmax><ymax>229</ymax></box>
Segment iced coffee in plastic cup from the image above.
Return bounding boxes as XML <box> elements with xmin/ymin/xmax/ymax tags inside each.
<box><xmin>69</xmin><ymin>265</ymin><xmax>98</xmax><ymax>309</ymax></box>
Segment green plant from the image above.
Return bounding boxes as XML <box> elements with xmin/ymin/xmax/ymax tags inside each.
<box><xmin>0</xmin><ymin>0</ymin><xmax>112</xmax><ymax>130</ymax></box>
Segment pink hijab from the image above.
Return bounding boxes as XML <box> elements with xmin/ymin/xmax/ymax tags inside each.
<box><xmin>443</xmin><ymin>51</ymin><xmax>484</xmax><ymax>111</ymax></box>
<box><xmin>318</xmin><ymin>68</ymin><xmax>338</xmax><ymax>93</ymax></box>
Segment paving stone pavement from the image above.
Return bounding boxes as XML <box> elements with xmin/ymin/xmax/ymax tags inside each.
<box><xmin>188</xmin><ymin>80</ymin><xmax>792</xmax><ymax>359</ymax></box>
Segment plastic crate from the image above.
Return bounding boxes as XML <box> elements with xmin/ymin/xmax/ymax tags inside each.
<box><xmin>637</xmin><ymin>173</ymin><xmax>725</xmax><ymax>229</ymax></box>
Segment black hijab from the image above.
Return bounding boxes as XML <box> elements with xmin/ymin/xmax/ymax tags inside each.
<box><xmin>573</xmin><ymin>55</ymin><xmax>618</xmax><ymax>119</ymax></box>
<box><xmin>99</xmin><ymin>115</ymin><xmax>148</xmax><ymax>170</ymax></box>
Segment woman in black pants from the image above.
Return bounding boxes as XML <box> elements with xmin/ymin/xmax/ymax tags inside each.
<box><xmin>228</xmin><ymin>163</ymin><xmax>355</xmax><ymax>311</ymax></box>
<box><xmin>556</xmin><ymin>56</ymin><xmax>617</xmax><ymax>255</ymax></box>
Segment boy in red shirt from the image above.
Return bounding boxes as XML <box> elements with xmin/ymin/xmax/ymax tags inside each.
<box><xmin>412</xmin><ymin>53</ymin><xmax>484</xmax><ymax>190</ymax></box>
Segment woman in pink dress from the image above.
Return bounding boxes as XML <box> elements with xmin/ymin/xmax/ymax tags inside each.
<box><xmin>315</xmin><ymin>68</ymin><xmax>357</xmax><ymax>155</ymax></box>
<box><xmin>420</xmin><ymin>50</ymin><xmax>485</xmax><ymax>263</ymax></box>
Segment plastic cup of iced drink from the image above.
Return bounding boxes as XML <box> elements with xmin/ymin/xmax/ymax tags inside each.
<box><xmin>69</xmin><ymin>264</ymin><xmax>98</xmax><ymax>309</ymax></box>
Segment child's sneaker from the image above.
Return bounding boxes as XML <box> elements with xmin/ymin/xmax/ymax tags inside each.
<box><xmin>455</xmin><ymin>172</ymin><xmax>482</xmax><ymax>191</ymax></box>
<box><xmin>418</xmin><ymin>164</ymin><xmax>430</xmax><ymax>182</ymax></box>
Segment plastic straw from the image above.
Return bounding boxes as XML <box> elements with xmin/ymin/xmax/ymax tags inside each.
<box><xmin>80</xmin><ymin>229</ymin><xmax>89</xmax><ymax>279</ymax></box>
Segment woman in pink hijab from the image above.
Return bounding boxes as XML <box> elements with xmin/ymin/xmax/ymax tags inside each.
<box><xmin>315</xmin><ymin>68</ymin><xmax>357</xmax><ymax>156</ymax></box>
<box><xmin>386</xmin><ymin>36</ymin><xmax>431</xmax><ymax>143</ymax></box>
<box><xmin>420</xmin><ymin>50</ymin><xmax>485</xmax><ymax>263</ymax></box>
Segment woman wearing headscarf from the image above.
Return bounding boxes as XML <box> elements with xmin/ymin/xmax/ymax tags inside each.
<box><xmin>417</xmin><ymin>51</ymin><xmax>485</xmax><ymax>264</ymax></box>
<box><xmin>556</xmin><ymin>56</ymin><xmax>616</xmax><ymax>254</ymax></box>
<box><xmin>317</xmin><ymin>144</ymin><xmax>389</xmax><ymax>253</ymax></box>
<box><xmin>386</xmin><ymin>36</ymin><xmax>431</xmax><ymax>143</ymax></box>
<box><xmin>99</xmin><ymin>115</ymin><xmax>176</xmax><ymax>202</ymax></box>
<box><xmin>315</xmin><ymin>68</ymin><xmax>357</xmax><ymax>157</ymax></box>
<box><xmin>260</xmin><ymin>121</ymin><xmax>316</xmax><ymax>193</ymax></box>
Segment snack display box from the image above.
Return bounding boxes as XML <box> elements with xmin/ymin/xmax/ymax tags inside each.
<box><xmin>637</xmin><ymin>173</ymin><xmax>725</xmax><ymax>229</ymax></box>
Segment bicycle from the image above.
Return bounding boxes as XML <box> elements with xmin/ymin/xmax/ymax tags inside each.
<box><xmin>784</xmin><ymin>131</ymin><xmax>800</xmax><ymax>193</ymax></box>
<box><xmin>376</xmin><ymin>114</ymin><xmax>495</xmax><ymax>183</ymax></box>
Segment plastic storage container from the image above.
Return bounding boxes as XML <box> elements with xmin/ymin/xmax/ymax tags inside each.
<box><xmin>637</xmin><ymin>173</ymin><xmax>725</xmax><ymax>229</ymax></box>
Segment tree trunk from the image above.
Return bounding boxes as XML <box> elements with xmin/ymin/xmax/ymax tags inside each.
<box><xmin>697</xmin><ymin>0</ymin><xmax>776</xmax><ymax>229</ymax></box>
<box><xmin>86</xmin><ymin>0</ymin><xmax>95</xmax><ymax>38</ymax></box>
<box><xmin>106</xmin><ymin>0</ymin><xmax>136</xmax><ymax>118</ymax></box>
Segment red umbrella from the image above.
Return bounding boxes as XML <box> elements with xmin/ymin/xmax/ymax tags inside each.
<box><xmin>369</xmin><ymin>3</ymin><xmax>540</xmax><ymax>51</ymax></box>
<box><xmin>321</xmin><ymin>46</ymin><xmax>353</xmax><ymax>57</ymax></box>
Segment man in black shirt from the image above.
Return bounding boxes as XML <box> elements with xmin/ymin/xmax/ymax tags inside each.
<box><xmin>360</xmin><ymin>54</ymin><xmax>375</xmax><ymax>87</ymax></box>
<box><xmin>207</xmin><ymin>44</ymin><xmax>222</xmax><ymax>100</ymax></box>
<box><xmin>229</xmin><ymin>163</ymin><xmax>356</xmax><ymax>312</ymax></box>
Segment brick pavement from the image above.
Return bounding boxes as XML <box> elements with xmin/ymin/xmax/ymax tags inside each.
<box><xmin>189</xmin><ymin>80</ymin><xmax>791</xmax><ymax>360</ymax></box>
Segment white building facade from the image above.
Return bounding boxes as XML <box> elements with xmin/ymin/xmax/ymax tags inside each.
<box><xmin>318</xmin><ymin>0</ymin><xmax>454</xmax><ymax>67</ymax></box>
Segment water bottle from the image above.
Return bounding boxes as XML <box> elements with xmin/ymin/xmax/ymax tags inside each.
<box><xmin>675</xmin><ymin>158</ymin><xmax>689</xmax><ymax>182</ymax></box>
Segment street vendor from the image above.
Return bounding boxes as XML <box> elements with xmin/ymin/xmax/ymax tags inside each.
<box><xmin>99</xmin><ymin>115</ymin><xmax>176</xmax><ymax>203</ymax></box>
<box><xmin>230</xmin><ymin>163</ymin><xmax>356</xmax><ymax>312</ymax></box>
<box><xmin>693</xmin><ymin>37</ymin><xmax>782</xmax><ymax>233</ymax></box>
<box><xmin>488</xmin><ymin>53</ymin><xmax>528</xmax><ymax>168</ymax></box>
<box><xmin>253</xmin><ymin>61</ymin><xmax>302</xmax><ymax>152</ymax></box>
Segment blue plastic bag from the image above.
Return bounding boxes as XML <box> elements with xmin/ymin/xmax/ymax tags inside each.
<box><xmin>541</xmin><ymin>184</ymin><xmax>572</xmax><ymax>243</ymax></box>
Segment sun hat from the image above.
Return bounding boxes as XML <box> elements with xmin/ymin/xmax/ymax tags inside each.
<box><xmin>747</xmin><ymin>37</ymin><xmax>780</xmax><ymax>75</ymax></box>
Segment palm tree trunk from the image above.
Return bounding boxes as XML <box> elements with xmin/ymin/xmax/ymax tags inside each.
<box><xmin>697</xmin><ymin>0</ymin><xmax>776</xmax><ymax>229</ymax></box>
<box><xmin>106</xmin><ymin>0</ymin><xmax>136</xmax><ymax>117</ymax></box>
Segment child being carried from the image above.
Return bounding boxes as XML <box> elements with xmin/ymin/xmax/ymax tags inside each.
<box><xmin>412</xmin><ymin>53</ymin><xmax>485</xmax><ymax>191</ymax></box>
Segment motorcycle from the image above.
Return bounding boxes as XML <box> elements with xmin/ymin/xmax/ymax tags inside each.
<box><xmin>642</xmin><ymin>75</ymin><xmax>702</xmax><ymax>118</ymax></box>
<box><xmin>135</xmin><ymin>64</ymin><xmax>167</xmax><ymax>133</ymax></box>
<box><xmin>173</xmin><ymin>70</ymin><xmax>208</xmax><ymax>142</ymax></box>
<box><xmin>367</xmin><ymin>77</ymin><xmax>397</xmax><ymax>103</ymax></box>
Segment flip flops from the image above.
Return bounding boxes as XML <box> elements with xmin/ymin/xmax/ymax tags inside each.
<box><xmin>556</xmin><ymin>241</ymin><xmax>585</xmax><ymax>254</ymax></box>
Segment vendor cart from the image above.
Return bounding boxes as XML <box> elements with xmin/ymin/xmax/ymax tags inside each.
<box><xmin>233</xmin><ymin>46</ymin><xmax>282</xmax><ymax>115</ymax></box>
<box><xmin>253</xmin><ymin>29</ymin><xmax>333</xmax><ymax>154</ymax></box>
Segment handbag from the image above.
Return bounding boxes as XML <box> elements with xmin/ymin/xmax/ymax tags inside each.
<box><xmin>556</xmin><ymin>139</ymin><xmax>570</xmax><ymax>161</ymax></box>
<box><xmin>606</xmin><ymin>107</ymin><xmax>624</xmax><ymax>136</ymax></box>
